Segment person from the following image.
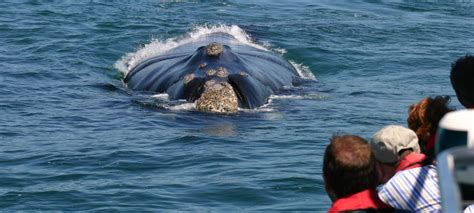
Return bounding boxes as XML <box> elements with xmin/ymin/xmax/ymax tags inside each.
<box><xmin>323</xmin><ymin>135</ymin><xmax>392</xmax><ymax>212</ymax></box>
<box><xmin>451</xmin><ymin>55</ymin><xmax>474</xmax><ymax>109</ymax></box>
<box><xmin>371</xmin><ymin>125</ymin><xmax>441</xmax><ymax>212</ymax></box>
<box><xmin>407</xmin><ymin>96</ymin><xmax>454</xmax><ymax>157</ymax></box>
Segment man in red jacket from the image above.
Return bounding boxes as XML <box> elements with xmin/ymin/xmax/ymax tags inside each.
<box><xmin>323</xmin><ymin>135</ymin><xmax>392</xmax><ymax>212</ymax></box>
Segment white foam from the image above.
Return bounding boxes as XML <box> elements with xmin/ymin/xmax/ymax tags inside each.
<box><xmin>238</xmin><ymin>99</ymin><xmax>275</xmax><ymax>113</ymax></box>
<box><xmin>273</xmin><ymin>47</ymin><xmax>287</xmax><ymax>55</ymax></box>
<box><xmin>163</xmin><ymin>101</ymin><xmax>275</xmax><ymax>113</ymax></box>
<box><xmin>289</xmin><ymin>60</ymin><xmax>317</xmax><ymax>80</ymax></box>
<box><xmin>239</xmin><ymin>107</ymin><xmax>275</xmax><ymax>113</ymax></box>
<box><xmin>165</xmin><ymin>102</ymin><xmax>196</xmax><ymax>111</ymax></box>
<box><xmin>151</xmin><ymin>93</ymin><xmax>169</xmax><ymax>100</ymax></box>
<box><xmin>270</xmin><ymin>93</ymin><xmax>329</xmax><ymax>100</ymax></box>
<box><xmin>270</xmin><ymin>94</ymin><xmax>305</xmax><ymax>100</ymax></box>
<box><xmin>153</xmin><ymin>92</ymin><xmax>328</xmax><ymax>113</ymax></box>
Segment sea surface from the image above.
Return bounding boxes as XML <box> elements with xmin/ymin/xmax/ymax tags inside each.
<box><xmin>1</xmin><ymin>0</ymin><xmax>473</xmax><ymax>211</ymax></box>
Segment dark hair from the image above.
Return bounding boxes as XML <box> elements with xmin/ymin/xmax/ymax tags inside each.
<box><xmin>451</xmin><ymin>55</ymin><xmax>474</xmax><ymax>108</ymax></box>
<box><xmin>323</xmin><ymin>135</ymin><xmax>377</xmax><ymax>198</ymax></box>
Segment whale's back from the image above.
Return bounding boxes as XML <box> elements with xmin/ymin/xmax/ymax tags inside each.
<box><xmin>124</xmin><ymin>33</ymin><xmax>299</xmax><ymax>109</ymax></box>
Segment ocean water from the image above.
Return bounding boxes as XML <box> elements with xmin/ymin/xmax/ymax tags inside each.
<box><xmin>1</xmin><ymin>0</ymin><xmax>473</xmax><ymax>211</ymax></box>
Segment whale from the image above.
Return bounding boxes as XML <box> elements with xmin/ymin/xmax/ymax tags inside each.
<box><xmin>124</xmin><ymin>32</ymin><xmax>301</xmax><ymax>113</ymax></box>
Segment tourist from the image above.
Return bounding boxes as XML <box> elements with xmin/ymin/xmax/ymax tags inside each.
<box><xmin>323</xmin><ymin>135</ymin><xmax>392</xmax><ymax>212</ymax></box>
<box><xmin>451</xmin><ymin>55</ymin><xmax>474</xmax><ymax>109</ymax></box>
<box><xmin>371</xmin><ymin>125</ymin><xmax>441</xmax><ymax>212</ymax></box>
<box><xmin>407</xmin><ymin>96</ymin><xmax>454</xmax><ymax>157</ymax></box>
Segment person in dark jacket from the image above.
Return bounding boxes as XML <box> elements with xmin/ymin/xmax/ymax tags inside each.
<box><xmin>451</xmin><ymin>55</ymin><xmax>474</xmax><ymax>109</ymax></box>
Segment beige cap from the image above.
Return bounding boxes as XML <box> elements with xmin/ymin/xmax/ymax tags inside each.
<box><xmin>370</xmin><ymin>125</ymin><xmax>420</xmax><ymax>163</ymax></box>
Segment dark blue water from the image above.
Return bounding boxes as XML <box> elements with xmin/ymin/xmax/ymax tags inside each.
<box><xmin>1</xmin><ymin>0</ymin><xmax>473</xmax><ymax>211</ymax></box>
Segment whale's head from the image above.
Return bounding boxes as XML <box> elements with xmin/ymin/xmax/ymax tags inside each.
<box><xmin>195</xmin><ymin>79</ymin><xmax>238</xmax><ymax>113</ymax></box>
<box><xmin>191</xmin><ymin>42</ymin><xmax>239</xmax><ymax>113</ymax></box>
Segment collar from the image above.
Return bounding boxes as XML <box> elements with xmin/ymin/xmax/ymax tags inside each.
<box><xmin>395</xmin><ymin>152</ymin><xmax>427</xmax><ymax>173</ymax></box>
<box><xmin>328</xmin><ymin>189</ymin><xmax>390</xmax><ymax>212</ymax></box>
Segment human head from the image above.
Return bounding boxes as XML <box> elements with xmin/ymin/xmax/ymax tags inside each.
<box><xmin>371</xmin><ymin>125</ymin><xmax>420</xmax><ymax>164</ymax></box>
<box><xmin>451</xmin><ymin>55</ymin><xmax>474</xmax><ymax>108</ymax></box>
<box><xmin>323</xmin><ymin>135</ymin><xmax>377</xmax><ymax>200</ymax></box>
<box><xmin>407</xmin><ymin>96</ymin><xmax>454</xmax><ymax>154</ymax></box>
<box><xmin>371</xmin><ymin>125</ymin><xmax>420</xmax><ymax>183</ymax></box>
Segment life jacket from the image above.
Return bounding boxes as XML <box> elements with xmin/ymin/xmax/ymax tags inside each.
<box><xmin>395</xmin><ymin>152</ymin><xmax>427</xmax><ymax>173</ymax></box>
<box><xmin>328</xmin><ymin>189</ymin><xmax>392</xmax><ymax>212</ymax></box>
<box><xmin>425</xmin><ymin>134</ymin><xmax>436</xmax><ymax>157</ymax></box>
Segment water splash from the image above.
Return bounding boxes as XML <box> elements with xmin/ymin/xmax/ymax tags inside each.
<box><xmin>238</xmin><ymin>99</ymin><xmax>275</xmax><ymax>113</ymax></box>
<box><xmin>289</xmin><ymin>60</ymin><xmax>317</xmax><ymax>81</ymax></box>
<box><xmin>151</xmin><ymin>93</ymin><xmax>169</xmax><ymax>100</ymax></box>
<box><xmin>270</xmin><ymin>93</ymin><xmax>329</xmax><ymax>100</ymax></box>
<box><xmin>165</xmin><ymin>102</ymin><xmax>196</xmax><ymax>111</ymax></box>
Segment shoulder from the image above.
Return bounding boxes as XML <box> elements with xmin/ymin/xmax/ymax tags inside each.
<box><xmin>378</xmin><ymin>165</ymin><xmax>441</xmax><ymax>211</ymax></box>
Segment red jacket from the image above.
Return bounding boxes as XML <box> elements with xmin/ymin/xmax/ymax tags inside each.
<box><xmin>328</xmin><ymin>189</ymin><xmax>391</xmax><ymax>212</ymax></box>
<box><xmin>328</xmin><ymin>153</ymin><xmax>427</xmax><ymax>212</ymax></box>
<box><xmin>426</xmin><ymin>134</ymin><xmax>436</xmax><ymax>153</ymax></box>
<box><xmin>395</xmin><ymin>152</ymin><xmax>427</xmax><ymax>173</ymax></box>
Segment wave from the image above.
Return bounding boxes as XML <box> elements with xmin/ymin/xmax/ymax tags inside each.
<box><xmin>164</xmin><ymin>102</ymin><xmax>195</xmax><ymax>111</ymax></box>
<box><xmin>270</xmin><ymin>93</ymin><xmax>329</xmax><ymax>100</ymax></box>
<box><xmin>149</xmin><ymin>94</ymin><xmax>274</xmax><ymax>113</ymax></box>
<box><xmin>238</xmin><ymin>99</ymin><xmax>275</xmax><ymax>113</ymax></box>
<box><xmin>154</xmin><ymin>93</ymin><xmax>328</xmax><ymax>113</ymax></box>
<box><xmin>151</xmin><ymin>93</ymin><xmax>169</xmax><ymax>100</ymax></box>
<box><xmin>145</xmin><ymin>89</ymin><xmax>328</xmax><ymax>114</ymax></box>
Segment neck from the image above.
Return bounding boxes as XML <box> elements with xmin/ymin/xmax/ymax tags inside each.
<box><xmin>399</xmin><ymin>149</ymin><xmax>413</xmax><ymax>159</ymax></box>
